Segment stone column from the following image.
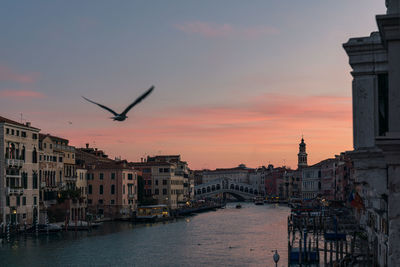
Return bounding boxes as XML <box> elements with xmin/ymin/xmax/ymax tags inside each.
<box><xmin>376</xmin><ymin>137</ymin><xmax>400</xmax><ymax>266</ymax></box>
<box><xmin>376</xmin><ymin>2</ymin><xmax>400</xmax><ymax>265</ymax></box>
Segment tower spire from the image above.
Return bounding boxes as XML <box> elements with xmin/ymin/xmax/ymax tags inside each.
<box><xmin>297</xmin><ymin>136</ymin><xmax>308</xmax><ymax>170</ymax></box>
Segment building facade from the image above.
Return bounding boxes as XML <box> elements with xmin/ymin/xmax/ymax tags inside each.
<box><xmin>87</xmin><ymin>161</ymin><xmax>137</xmax><ymax>219</ymax></box>
<box><xmin>202</xmin><ymin>164</ymin><xmax>252</xmax><ymax>184</ymax></box>
<box><xmin>0</xmin><ymin>117</ymin><xmax>40</xmax><ymax>231</ymax></box>
<box><xmin>301</xmin><ymin>163</ymin><xmax>321</xmax><ymax>200</ymax></box>
<box><xmin>343</xmin><ymin>1</ymin><xmax>400</xmax><ymax>265</ymax></box>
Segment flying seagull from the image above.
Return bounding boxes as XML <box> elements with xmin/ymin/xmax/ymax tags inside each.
<box><xmin>82</xmin><ymin>86</ymin><xmax>154</xmax><ymax>121</ymax></box>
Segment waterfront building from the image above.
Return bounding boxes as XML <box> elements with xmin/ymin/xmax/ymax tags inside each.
<box><xmin>76</xmin><ymin>167</ymin><xmax>88</xmax><ymax>200</ymax></box>
<box><xmin>131</xmin><ymin>159</ymin><xmax>185</xmax><ymax>209</ymax></box>
<box><xmin>319</xmin><ymin>158</ymin><xmax>337</xmax><ymax>201</ymax></box>
<box><xmin>334</xmin><ymin>153</ymin><xmax>353</xmax><ymax>202</ymax></box>
<box><xmin>283</xmin><ymin>170</ymin><xmax>302</xmax><ymax>200</ymax></box>
<box><xmin>193</xmin><ymin>170</ymin><xmax>203</xmax><ymax>186</ymax></box>
<box><xmin>202</xmin><ymin>164</ymin><xmax>252</xmax><ymax>184</ymax></box>
<box><xmin>248</xmin><ymin>167</ymin><xmax>267</xmax><ymax>196</ymax></box>
<box><xmin>264</xmin><ymin>165</ymin><xmax>290</xmax><ymax>198</ymax></box>
<box><xmin>38</xmin><ymin>134</ymin><xmax>65</xmax><ymax>209</ymax></box>
<box><xmin>87</xmin><ymin>160</ymin><xmax>137</xmax><ymax>219</ymax></box>
<box><xmin>301</xmin><ymin>163</ymin><xmax>321</xmax><ymax>200</ymax></box>
<box><xmin>146</xmin><ymin>155</ymin><xmax>193</xmax><ymax>201</ymax></box>
<box><xmin>0</xmin><ymin>117</ymin><xmax>40</xmax><ymax>230</ymax></box>
<box><xmin>343</xmin><ymin>1</ymin><xmax>400</xmax><ymax>265</ymax></box>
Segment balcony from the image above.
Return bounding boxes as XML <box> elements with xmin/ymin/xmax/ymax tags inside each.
<box><xmin>128</xmin><ymin>194</ymin><xmax>135</xmax><ymax>199</ymax></box>
<box><xmin>6</xmin><ymin>187</ymin><xmax>24</xmax><ymax>195</ymax></box>
<box><xmin>41</xmin><ymin>182</ymin><xmax>47</xmax><ymax>188</ymax></box>
<box><xmin>58</xmin><ymin>182</ymin><xmax>66</xmax><ymax>189</ymax></box>
<box><xmin>64</xmin><ymin>176</ymin><xmax>77</xmax><ymax>182</ymax></box>
<box><xmin>5</xmin><ymin>159</ymin><xmax>24</xmax><ymax>168</ymax></box>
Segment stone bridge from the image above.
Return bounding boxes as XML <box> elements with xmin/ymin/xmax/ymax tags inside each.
<box><xmin>194</xmin><ymin>178</ymin><xmax>260</xmax><ymax>201</ymax></box>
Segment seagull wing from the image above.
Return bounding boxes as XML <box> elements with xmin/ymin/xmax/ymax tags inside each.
<box><xmin>82</xmin><ymin>96</ymin><xmax>119</xmax><ymax>116</ymax></box>
<box><xmin>120</xmin><ymin>86</ymin><xmax>154</xmax><ymax>116</ymax></box>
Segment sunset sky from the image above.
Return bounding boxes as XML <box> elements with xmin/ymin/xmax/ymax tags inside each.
<box><xmin>0</xmin><ymin>1</ymin><xmax>386</xmax><ymax>169</ymax></box>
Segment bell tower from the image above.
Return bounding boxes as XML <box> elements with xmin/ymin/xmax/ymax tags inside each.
<box><xmin>297</xmin><ymin>136</ymin><xmax>308</xmax><ymax>170</ymax></box>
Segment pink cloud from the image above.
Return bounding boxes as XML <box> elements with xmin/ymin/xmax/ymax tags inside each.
<box><xmin>175</xmin><ymin>21</ymin><xmax>278</xmax><ymax>38</ymax></box>
<box><xmin>0</xmin><ymin>90</ymin><xmax>45</xmax><ymax>99</ymax></box>
<box><xmin>43</xmin><ymin>93</ymin><xmax>351</xmax><ymax>169</ymax></box>
<box><xmin>0</xmin><ymin>64</ymin><xmax>39</xmax><ymax>84</ymax></box>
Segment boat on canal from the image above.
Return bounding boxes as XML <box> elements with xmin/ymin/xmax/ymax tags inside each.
<box><xmin>254</xmin><ymin>196</ymin><xmax>264</xmax><ymax>205</ymax></box>
<box><xmin>135</xmin><ymin>205</ymin><xmax>170</xmax><ymax>222</ymax></box>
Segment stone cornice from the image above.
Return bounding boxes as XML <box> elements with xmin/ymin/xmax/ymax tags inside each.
<box><xmin>376</xmin><ymin>13</ymin><xmax>400</xmax><ymax>47</ymax></box>
<box><xmin>376</xmin><ymin>132</ymin><xmax>400</xmax><ymax>165</ymax></box>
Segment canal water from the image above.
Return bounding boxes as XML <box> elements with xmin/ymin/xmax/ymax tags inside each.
<box><xmin>0</xmin><ymin>203</ymin><xmax>290</xmax><ymax>267</ymax></box>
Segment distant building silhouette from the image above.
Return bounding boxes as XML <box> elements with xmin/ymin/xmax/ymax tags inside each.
<box><xmin>297</xmin><ymin>137</ymin><xmax>308</xmax><ymax>170</ymax></box>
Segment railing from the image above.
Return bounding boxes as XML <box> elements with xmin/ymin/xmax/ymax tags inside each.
<box><xmin>41</xmin><ymin>182</ymin><xmax>47</xmax><ymax>188</ymax></box>
<box><xmin>54</xmin><ymin>144</ymin><xmax>75</xmax><ymax>152</ymax></box>
<box><xmin>6</xmin><ymin>187</ymin><xmax>24</xmax><ymax>195</ymax></box>
<box><xmin>5</xmin><ymin>158</ymin><xmax>24</xmax><ymax>168</ymax></box>
<box><xmin>58</xmin><ymin>182</ymin><xmax>66</xmax><ymax>188</ymax></box>
<box><xmin>64</xmin><ymin>176</ymin><xmax>77</xmax><ymax>181</ymax></box>
<box><xmin>128</xmin><ymin>194</ymin><xmax>135</xmax><ymax>199</ymax></box>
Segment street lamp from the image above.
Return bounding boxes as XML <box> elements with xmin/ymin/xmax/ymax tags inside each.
<box><xmin>272</xmin><ymin>250</ymin><xmax>280</xmax><ymax>267</ymax></box>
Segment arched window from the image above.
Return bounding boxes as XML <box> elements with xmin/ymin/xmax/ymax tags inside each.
<box><xmin>32</xmin><ymin>147</ymin><xmax>37</xmax><ymax>163</ymax></box>
<box><xmin>22</xmin><ymin>146</ymin><xmax>26</xmax><ymax>161</ymax></box>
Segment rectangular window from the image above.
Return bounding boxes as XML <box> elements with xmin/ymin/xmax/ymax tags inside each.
<box><xmin>88</xmin><ymin>185</ymin><xmax>92</xmax><ymax>194</ymax></box>
<box><xmin>164</xmin><ymin>168</ymin><xmax>169</xmax><ymax>173</ymax></box>
<box><xmin>21</xmin><ymin>131</ymin><xmax>26</xmax><ymax>137</ymax></box>
<box><xmin>34</xmin><ymin>196</ymin><xmax>37</xmax><ymax>205</ymax></box>
<box><xmin>110</xmin><ymin>200</ymin><xmax>115</xmax><ymax>205</ymax></box>
<box><xmin>100</xmin><ymin>185</ymin><xmax>103</xmax><ymax>195</ymax></box>
<box><xmin>98</xmin><ymin>199</ymin><xmax>103</xmax><ymax>204</ymax></box>
<box><xmin>16</xmin><ymin>130</ymin><xmax>19</xmax><ymax>136</ymax></box>
<box><xmin>33</xmin><ymin>172</ymin><xmax>38</xmax><ymax>189</ymax></box>
<box><xmin>6</xmin><ymin>196</ymin><xmax>10</xmax><ymax>206</ymax></box>
<box><xmin>378</xmin><ymin>73</ymin><xmax>389</xmax><ymax>136</ymax></box>
<box><xmin>128</xmin><ymin>173</ymin><xmax>133</xmax><ymax>180</ymax></box>
<box><xmin>111</xmin><ymin>185</ymin><xmax>115</xmax><ymax>195</ymax></box>
<box><xmin>59</xmin><ymin>157</ymin><xmax>63</xmax><ymax>162</ymax></box>
<box><xmin>155</xmin><ymin>189</ymin><xmax>159</xmax><ymax>195</ymax></box>
<box><xmin>88</xmin><ymin>199</ymin><xmax>92</xmax><ymax>204</ymax></box>
<box><xmin>100</xmin><ymin>173</ymin><xmax>104</xmax><ymax>180</ymax></box>
<box><xmin>155</xmin><ymin>179</ymin><xmax>158</xmax><ymax>185</ymax></box>
<box><xmin>6</xmin><ymin>128</ymin><xmax>9</xmax><ymax>134</ymax></box>
<box><xmin>11</xmin><ymin>129</ymin><xmax>14</xmax><ymax>135</ymax></box>
<box><xmin>111</xmin><ymin>173</ymin><xmax>115</xmax><ymax>180</ymax></box>
<box><xmin>163</xmin><ymin>189</ymin><xmax>167</xmax><ymax>195</ymax></box>
<box><xmin>22</xmin><ymin>172</ymin><xmax>28</xmax><ymax>189</ymax></box>
<box><xmin>32</xmin><ymin>133</ymin><xmax>37</xmax><ymax>139</ymax></box>
<box><xmin>23</xmin><ymin>197</ymin><xmax>26</xmax><ymax>206</ymax></box>
<box><xmin>159</xmin><ymin>168</ymin><xmax>163</xmax><ymax>173</ymax></box>
<box><xmin>163</xmin><ymin>180</ymin><xmax>167</xmax><ymax>185</ymax></box>
<box><xmin>123</xmin><ymin>185</ymin><xmax>125</xmax><ymax>194</ymax></box>
<box><xmin>17</xmin><ymin>196</ymin><xmax>20</xmax><ymax>206</ymax></box>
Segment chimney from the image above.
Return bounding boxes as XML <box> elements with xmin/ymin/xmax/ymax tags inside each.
<box><xmin>26</xmin><ymin>122</ymin><xmax>31</xmax><ymax>127</ymax></box>
<box><xmin>86</xmin><ymin>143</ymin><xmax>89</xmax><ymax>149</ymax></box>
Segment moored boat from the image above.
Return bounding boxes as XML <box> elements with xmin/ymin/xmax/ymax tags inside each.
<box><xmin>254</xmin><ymin>196</ymin><xmax>264</xmax><ymax>205</ymax></box>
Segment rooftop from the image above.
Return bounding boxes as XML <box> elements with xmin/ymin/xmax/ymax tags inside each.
<box><xmin>0</xmin><ymin>116</ymin><xmax>40</xmax><ymax>130</ymax></box>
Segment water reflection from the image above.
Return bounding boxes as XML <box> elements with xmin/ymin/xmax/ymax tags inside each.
<box><xmin>1</xmin><ymin>203</ymin><xmax>290</xmax><ymax>267</ymax></box>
